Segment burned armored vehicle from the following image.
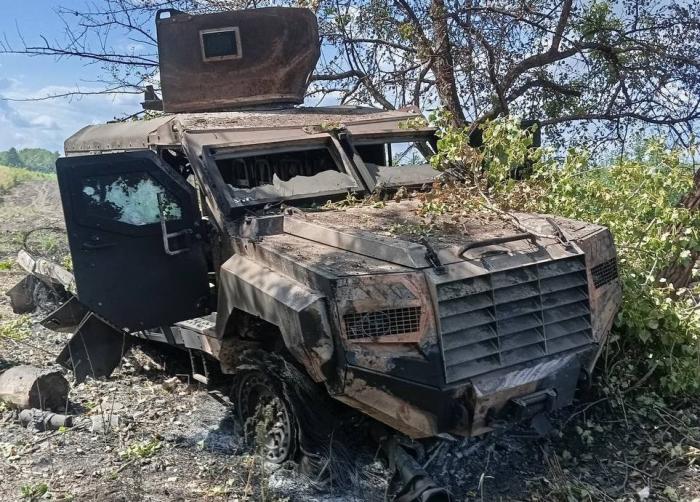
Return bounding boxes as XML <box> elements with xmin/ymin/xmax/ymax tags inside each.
<box><xmin>10</xmin><ymin>6</ymin><xmax>622</xmax><ymax>473</ymax></box>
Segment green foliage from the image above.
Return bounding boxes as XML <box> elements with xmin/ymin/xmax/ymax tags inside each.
<box><xmin>20</xmin><ymin>482</ymin><xmax>49</xmax><ymax>500</ymax></box>
<box><xmin>119</xmin><ymin>438</ymin><xmax>162</xmax><ymax>460</ymax></box>
<box><xmin>0</xmin><ymin>315</ymin><xmax>32</xmax><ymax>341</ymax></box>
<box><xmin>4</xmin><ymin>147</ymin><xmax>22</xmax><ymax>167</ymax></box>
<box><xmin>431</xmin><ymin>115</ymin><xmax>700</xmax><ymax>395</ymax></box>
<box><xmin>61</xmin><ymin>254</ymin><xmax>73</xmax><ymax>272</ymax></box>
<box><xmin>0</xmin><ymin>148</ymin><xmax>60</xmax><ymax>173</ymax></box>
<box><xmin>0</xmin><ymin>164</ymin><xmax>52</xmax><ymax>192</ymax></box>
<box><xmin>577</xmin><ymin>1</ymin><xmax>623</xmax><ymax>41</ymax></box>
<box><xmin>0</xmin><ymin>260</ymin><xmax>12</xmax><ymax>271</ymax></box>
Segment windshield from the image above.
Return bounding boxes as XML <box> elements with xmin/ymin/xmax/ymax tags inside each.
<box><xmin>354</xmin><ymin>136</ymin><xmax>438</xmax><ymax>188</ymax></box>
<box><xmin>214</xmin><ymin>145</ymin><xmax>359</xmax><ymax>205</ymax></box>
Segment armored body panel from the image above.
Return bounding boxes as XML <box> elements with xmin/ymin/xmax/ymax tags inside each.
<box><xmin>156</xmin><ymin>8</ymin><xmax>320</xmax><ymax>112</ymax></box>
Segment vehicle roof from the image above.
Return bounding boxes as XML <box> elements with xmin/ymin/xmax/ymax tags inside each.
<box><xmin>64</xmin><ymin>106</ymin><xmax>435</xmax><ymax>156</ymax></box>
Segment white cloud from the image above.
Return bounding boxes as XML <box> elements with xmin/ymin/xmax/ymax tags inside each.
<box><xmin>0</xmin><ymin>80</ymin><xmax>142</xmax><ymax>153</ymax></box>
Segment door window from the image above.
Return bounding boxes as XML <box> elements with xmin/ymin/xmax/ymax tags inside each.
<box><xmin>78</xmin><ymin>172</ymin><xmax>182</xmax><ymax>226</ymax></box>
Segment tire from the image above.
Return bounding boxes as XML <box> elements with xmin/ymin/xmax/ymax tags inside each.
<box><xmin>232</xmin><ymin>370</ymin><xmax>298</xmax><ymax>463</ymax></box>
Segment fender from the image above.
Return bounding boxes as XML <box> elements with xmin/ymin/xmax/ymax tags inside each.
<box><xmin>215</xmin><ymin>254</ymin><xmax>335</xmax><ymax>382</ymax></box>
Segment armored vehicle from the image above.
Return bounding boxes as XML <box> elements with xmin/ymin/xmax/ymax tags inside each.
<box><xmin>9</xmin><ymin>6</ymin><xmax>621</xmax><ymax>485</ymax></box>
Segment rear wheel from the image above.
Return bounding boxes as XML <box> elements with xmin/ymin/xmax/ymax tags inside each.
<box><xmin>232</xmin><ymin>370</ymin><xmax>297</xmax><ymax>463</ymax></box>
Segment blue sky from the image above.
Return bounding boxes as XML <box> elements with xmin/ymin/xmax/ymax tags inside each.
<box><xmin>0</xmin><ymin>1</ymin><xmax>142</xmax><ymax>152</ymax></box>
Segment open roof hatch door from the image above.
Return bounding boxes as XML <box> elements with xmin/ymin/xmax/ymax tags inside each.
<box><xmin>56</xmin><ymin>151</ymin><xmax>211</xmax><ymax>332</ymax></box>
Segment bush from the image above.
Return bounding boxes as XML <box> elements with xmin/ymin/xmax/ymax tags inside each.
<box><xmin>0</xmin><ymin>165</ymin><xmax>52</xmax><ymax>193</ymax></box>
<box><xmin>429</xmin><ymin>114</ymin><xmax>700</xmax><ymax>395</ymax></box>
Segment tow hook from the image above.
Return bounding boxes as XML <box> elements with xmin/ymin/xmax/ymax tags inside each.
<box><xmin>510</xmin><ymin>389</ymin><xmax>558</xmax><ymax>436</ymax></box>
<box><xmin>510</xmin><ymin>388</ymin><xmax>557</xmax><ymax>420</ymax></box>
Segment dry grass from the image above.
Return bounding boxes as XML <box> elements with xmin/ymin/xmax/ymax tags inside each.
<box><xmin>0</xmin><ymin>165</ymin><xmax>51</xmax><ymax>192</ymax></box>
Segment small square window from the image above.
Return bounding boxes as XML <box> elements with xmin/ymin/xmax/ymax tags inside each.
<box><xmin>200</xmin><ymin>27</ymin><xmax>242</xmax><ymax>61</ymax></box>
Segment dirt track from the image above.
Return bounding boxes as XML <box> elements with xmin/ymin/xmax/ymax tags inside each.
<box><xmin>1</xmin><ymin>179</ymin><xmax>700</xmax><ymax>501</ymax></box>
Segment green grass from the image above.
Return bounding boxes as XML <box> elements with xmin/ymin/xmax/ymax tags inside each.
<box><xmin>0</xmin><ymin>164</ymin><xmax>53</xmax><ymax>192</ymax></box>
<box><xmin>20</xmin><ymin>482</ymin><xmax>48</xmax><ymax>500</ymax></box>
<box><xmin>119</xmin><ymin>438</ymin><xmax>162</xmax><ymax>460</ymax></box>
<box><xmin>0</xmin><ymin>315</ymin><xmax>32</xmax><ymax>341</ymax></box>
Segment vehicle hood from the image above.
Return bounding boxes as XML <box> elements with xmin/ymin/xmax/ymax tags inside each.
<box><xmin>238</xmin><ymin>199</ymin><xmax>596</xmax><ymax>280</ymax></box>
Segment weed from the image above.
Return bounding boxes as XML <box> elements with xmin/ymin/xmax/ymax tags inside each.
<box><xmin>0</xmin><ymin>315</ymin><xmax>32</xmax><ymax>340</ymax></box>
<box><xmin>0</xmin><ymin>260</ymin><xmax>12</xmax><ymax>271</ymax></box>
<box><xmin>61</xmin><ymin>254</ymin><xmax>73</xmax><ymax>272</ymax></box>
<box><xmin>20</xmin><ymin>482</ymin><xmax>49</xmax><ymax>501</ymax></box>
<box><xmin>119</xmin><ymin>438</ymin><xmax>162</xmax><ymax>460</ymax></box>
<box><xmin>388</xmin><ymin>222</ymin><xmax>434</xmax><ymax>237</ymax></box>
<box><xmin>322</xmin><ymin>192</ymin><xmax>362</xmax><ymax>209</ymax></box>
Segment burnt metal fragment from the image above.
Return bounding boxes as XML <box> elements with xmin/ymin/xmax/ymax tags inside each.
<box><xmin>19</xmin><ymin>409</ymin><xmax>74</xmax><ymax>431</ymax></box>
<box><xmin>6</xmin><ymin>275</ymin><xmax>41</xmax><ymax>314</ymax></box>
<box><xmin>40</xmin><ymin>296</ymin><xmax>89</xmax><ymax>333</ymax></box>
<box><xmin>377</xmin><ymin>432</ymin><xmax>453</xmax><ymax>502</ymax></box>
<box><xmin>56</xmin><ymin>313</ymin><xmax>130</xmax><ymax>383</ymax></box>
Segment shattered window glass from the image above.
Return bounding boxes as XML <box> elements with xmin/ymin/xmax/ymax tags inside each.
<box><xmin>215</xmin><ymin>147</ymin><xmax>358</xmax><ymax>204</ymax></box>
<box><xmin>78</xmin><ymin>172</ymin><xmax>182</xmax><ymax>226</ymax></box>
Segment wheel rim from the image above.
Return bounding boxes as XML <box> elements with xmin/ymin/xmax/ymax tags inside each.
<box><xmin>235</xmin><ymin>372</ymin><xmax>295</xmax><ymax>463</ymax></box>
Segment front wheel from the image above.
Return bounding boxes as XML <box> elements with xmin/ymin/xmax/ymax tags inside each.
<box><xmin>232</xmin><ymin>370</ymin><xmax>297</xmax><ymax>464</ymax></box>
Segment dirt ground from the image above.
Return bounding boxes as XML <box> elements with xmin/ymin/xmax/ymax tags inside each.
<box><xmin>1</xmin><ymin>179</ymin><xmax>700</xmax><ymax>502</ymax></box>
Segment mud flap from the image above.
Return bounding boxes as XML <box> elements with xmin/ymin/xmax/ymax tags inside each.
<box><xmin>40</xmin><ymin>296</ymin><xmax>89</xmax><ymax>333</ymax></box>
<box><xmin>6</xmin><ymin>275</ymin><xmax>41</xmax><ymax>313</ymax></box>
<box><xmin>57</xmin><ymin>313</ymin><xmax>130</xmax><ymax>383</ymax></box>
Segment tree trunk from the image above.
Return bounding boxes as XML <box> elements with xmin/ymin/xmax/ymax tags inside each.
<box><xmin>658</xmin><ymin>168</ymin><xmax>700</xmax><ymax>289</ymax></box>
<box><xmin>429</xmin><ymin>0</ymin><xmax>466</xmax><ymax>126</ymax></box>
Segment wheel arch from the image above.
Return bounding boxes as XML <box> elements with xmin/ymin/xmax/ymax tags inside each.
<box><xmin>214</xmin><ymin>254</ymin><xmax>335</xmax><ymax>382</ymax></box>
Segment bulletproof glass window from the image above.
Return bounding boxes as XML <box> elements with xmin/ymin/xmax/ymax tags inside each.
<box><xmin>200</xmin><ymin>27</ymin><xmax>242</xmax><ymax>61</ymax></box>
<box><xmin>78</xmin><ymin>172</ymin><xmax>183</xmax><ymax>226</ymax></box>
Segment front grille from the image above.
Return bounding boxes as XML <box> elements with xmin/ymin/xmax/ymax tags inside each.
<box><xmin>437</xmin><ymin>256</ymin><xmax>593</xmax><ymax>383</ymax></box>
<box><xmin>344</xmin><ymin>307</ymin><xmax>422</xmax><ymax>340</ymax></box>
<box><xmin>591</xmin><ymin>257</ymin><xmax>618</xmax><ymax>288</ymax></box>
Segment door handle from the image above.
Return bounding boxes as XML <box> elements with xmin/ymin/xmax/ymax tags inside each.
<box><xmin>81</xmin><ymin>241</ymin><xmax>116</xmax><ymax>250</ymax></box>
<box><xmin>157</xmin><ymin>192</ymin><xmax>192</xmax><ymax>256</ymax></box>
<box><xmin>161</xmin><ymin>224</ymin><xmax>192</xmax><ymax>256</ymax></box>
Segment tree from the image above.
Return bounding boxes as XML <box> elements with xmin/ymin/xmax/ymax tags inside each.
<box><xmin>5</xmin><ymin>147</ymin><xmax>22</xmax><ymax>168</ymax></box>
<box><xmin>1</xmin><ymin>0</ymin><xmax>698</xmax><ymax>147</ymax></box>
<box><xmin>17</xmin><ymin>149</ymin><xmax>60</xmax><ymax>173</ymax></box>
<box><xmin>659</xmin><ymin>168</ymin><xmax>700</xmax><ymax>289</ymax></box>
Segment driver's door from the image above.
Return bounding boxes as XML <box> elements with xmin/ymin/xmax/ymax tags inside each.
<box><xmin>56</xmin><ymin>151</ymin><xmax>211</xmax><ymax>332</ymax></box>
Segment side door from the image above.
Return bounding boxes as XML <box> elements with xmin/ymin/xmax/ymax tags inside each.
<box><xmin>56</xmin><ymin>150</ymin><xmax>211</xmax><ymax>332</ymax></box>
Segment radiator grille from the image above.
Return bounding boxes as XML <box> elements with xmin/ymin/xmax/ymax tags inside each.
<box><xmin>344</xmin><ymin>307</ymin><xmax>422</xmax><ymax>340</ymax></box>
<box><xmin>591</xmin><ymin>257</ymin><xmax>618</xmax><ymax>288</ymax></box>
<box><xmin>437</xmin><ymin>256</ymin><xmax>593</xmax><ymax>383</ymax></box>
